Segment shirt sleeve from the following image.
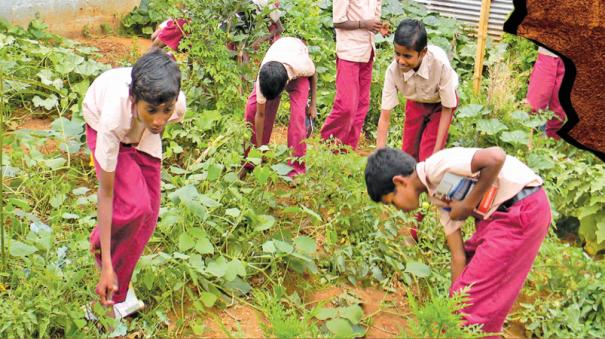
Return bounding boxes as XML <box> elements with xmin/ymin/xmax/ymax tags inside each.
<box><xmin>439</xmin><ymin>209</ymin><xmax>465</xmax><ymax>235</ymax></box>
<box><xmin>94</xmin><ymin>95</ymin><xmax>130</xmax><ymax>172</ymax></box>
<box><xmin>255</xmin><ymin>79</ymin><xmax>267</xmax><ymax>104</ymax></box>
<box><xmin>438</xmin><ymin>64</ymin><xmax>458</xmax><ymax>108</ymax></box>
<box><xmin>333</xmin><ymin>0</ymin><xmax>349</xmax><ymax>24</ymax></box>
<box><xmin>168</xmin><ymin>91</ymin><xmax>187</xmax><ymax>123</ymax></box>
<box><xmin>381</xmin><ymin>63</ymin><xmax>400</xmax><ymax>110</ymax></box>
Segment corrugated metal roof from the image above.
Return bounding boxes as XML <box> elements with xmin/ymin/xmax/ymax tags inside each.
<box><xmin>414</xmin><ymin>0</ymin><xmax>514</xmax><ymax>39</ymax></box>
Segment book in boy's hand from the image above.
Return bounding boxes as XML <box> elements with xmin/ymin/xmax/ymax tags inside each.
<box><xmin>434</xmin><ymin>172</ymin><xmax>498</xmax><ymax>218</ymax></box>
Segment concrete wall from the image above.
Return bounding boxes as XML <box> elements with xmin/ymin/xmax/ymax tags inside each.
<box><xmin>0</xmin><ymin>0</ymin><xmax>140</xmax><ymax>37</ymax></box>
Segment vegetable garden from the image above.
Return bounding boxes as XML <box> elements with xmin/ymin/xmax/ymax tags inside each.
<box><xmin>1</xmin><ymin>0</ymin><xmax>604</xmax><ymax>337</ymax></box>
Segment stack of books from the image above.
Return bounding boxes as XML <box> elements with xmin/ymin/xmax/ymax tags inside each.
<box><xmin>434</xmin><ymin>173</ymin><xmax>498</xmax><ymax>218</ymax></box>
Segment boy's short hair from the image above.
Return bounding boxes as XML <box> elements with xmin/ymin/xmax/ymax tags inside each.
<box><xmin>259</xmin><ymin>61</ymin><xmax>288</xmax><ymax>100</ymax></box>
<box><xmin>365</xmin><ymin>148</ymin><xmax>417</xmax><ymax>202</ymax></box>
<box><xmin>394</xmin><ymin>19</ymin><xmax>427</xmax><ymax>52</ymax></box>
<box><xmin>130</xmin><ymin>48</ymin><xmax>181</xmax><ymax>106</ymax></box>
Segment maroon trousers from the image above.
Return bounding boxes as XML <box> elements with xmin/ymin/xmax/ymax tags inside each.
<box><xmin>86</xmin><ymin>126</ymin><xmax>161</xmax><ymax>303</ymax></box>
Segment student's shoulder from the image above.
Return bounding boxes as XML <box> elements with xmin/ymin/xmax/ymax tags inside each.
<box><xmin>93</xmin><ymin>67</ymin><xmax>132</xmax><ymax>87</ymax></box>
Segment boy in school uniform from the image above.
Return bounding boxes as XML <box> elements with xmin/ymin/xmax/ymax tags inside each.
<box><xmin>376</xmin><ymin>19</ymin><xmax>458</xmax><ymax>161</ymax></box>
<box><xmin>364</xmin><ymin>147</ymin><xmax>551</xmax><ymax>335</ymax></box>
<box><xmin>243</xmin><ymin>36</ymin><xmax>318</xmax><ymax>177</ymax></box>
<box><xmin>320</xmin><ymin>0</ymin><xmax>383</xmax><ymax>150</ymax></box>
<box><xmin>83</xmin><ymin>49</ymin><xmax>186</xmax><ymax>317</ymax></box>
<box><xmin>526</xmin><ymin>46</ymin><xmax>566</xmax><ymax>139</ymax></box>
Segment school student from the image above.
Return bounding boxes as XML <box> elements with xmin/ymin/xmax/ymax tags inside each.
<box><xmin>320</xmin><ymin>0</ymin><xmax>384</xmax><ymax>150</ymax></box>
<box><xmin>83</xmin><ymin>49</ymin><xmax>186</xmax><ymax>317</ymax></box>
<box><xmin>376</xmin><ymin>19</ymin><xmax>458</xmax><ymax>161</ymax></box>
<box><xmin>364</xmin><ymin>147</ymin><xmax>551</xmax><ymax>335</ymax></box>
<box><xmin>242</xmin><ymin>37</ymin><xmax>317</xmax><ymax>177</ymax></box>
<box><xmin>526</xmin><ymin>46</ymin><xmax>566</xmax><ymax>139</ymax></box>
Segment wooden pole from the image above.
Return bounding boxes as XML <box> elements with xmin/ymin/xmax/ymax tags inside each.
<box><xmin>472</xmin><ymin>0</ymin><xmax>492</xmax><ymax>95</ymax></box>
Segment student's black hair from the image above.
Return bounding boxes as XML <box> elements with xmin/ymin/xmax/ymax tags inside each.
<box><xmin>259</xmin><ymin>61</ymin><xmax>288</xmax><ymax>100</ymax></box>
<box><xmin>130</xmin><ymin>48</ymin><xmax>181</xmax><ymax>106</ymax></box>
<box><xmin>394</xmin><ymin>19</ymin><xmax>427</xmax><ymax>52</ymax></box>
<box><xmin>365</xmin><ymin>148</ymin><xmax>417</xmax><ymax>202</ymax></box>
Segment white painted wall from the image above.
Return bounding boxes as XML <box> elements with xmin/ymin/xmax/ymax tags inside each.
<box><xmin>0</xmin><ymin>0</ymin><xmax>140</xmax><ymax>37</ymax></box>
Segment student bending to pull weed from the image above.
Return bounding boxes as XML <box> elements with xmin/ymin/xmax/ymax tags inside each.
<box><xmin>364</xmin><ymin>147</ymin><xmax>551</xmax><ymax>336</ymax></box>
<box><xmin>241</xmin><ymin>36</ymin><xmax>318</xmax><ymax>178</ymax></box>
<box><xmin>83</xmin><ymin>49</ymin><xmax>186</xmax><ymax>319</ymax></box>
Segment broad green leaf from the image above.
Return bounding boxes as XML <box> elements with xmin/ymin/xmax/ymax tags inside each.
<box><xmin>207</xmin><ymin>163</ymin><xmax>223</xmax><ymax>181</ymax></box>
<box><xmin>72</xmin><ymin>187</ymin><xmax>90</xmax><ymax>196</ymax></box>
<box><xmin>199</xmin><ymin>194</ymin><xmax>221</xmax><ymax>208</ymax></box>
<box><xmin>191</xmin><ymin>322</ymin><xmax>205</xmax><ymax>336</ymax></box>
<box><xmin>254</xmin><ymin>214</ymin><xmax>275</xmax><ymax>232</ymax></box>
<box><xmin>262</xmin><ymin>240</ymin><xmax>276</xmax><ymax>253</ymax></box>
<box><xmin>224</xmin><ymin>259</ymin><xmax>246</xmax><ymax>281</ymax></box>
<box><xmin>457</xmin><ymin>104</ymin><xmax>485</xmax><ymax>118</ymax></box>
<box><xmin>173</xmin><ymin>252</ymin><xmax>189</xmax><ymax>259</ymax></box>
<box><xmin>62</xmin><ymin>213</ymin><xmax>79</xmax><ymax>220</ymax></box>
<box><xmin>527</xmin><ymin>153</ymin><xmax>555</xmax><ymax>171</ymax></box>
<box><xmin>326</xmin><ymin>318</ymin><xmax>354</xmax><ymax>338</ymax></box>
<box><xmin>178</xmin><ymin>233</ymin><xmax>196</xmax><ymax>252</ymax></box>
<box><xmin>500</xmin><ymin>130</ymin><xmax>529</xmax><ymax>146</ymax></box>
<box><xmin>168</xmin><ymin>185</ymin><xmax>199</xmax><ymax>203</ymax></box>
<box><xmin>206</xmin><ymin>256</ymin><xmax>228</xmax><ymax>278</ymax></box>
<box><xmin>200</xmin><ymin>292</ymin><xmax>218</xmax><ymax>308</ymax></box>
<box><xmin>32</xmin><ymin>95</ymin><xmax>58</xmax><ymax>110</ymax></box>
<box><xmin>476</xmin><ymin>119</ymin><xmax>507</xmax><ymax>135</ymax></box>
<box><xmin>271</xmin><ymin>163</ymin><xmax>293</xmax><ymax>176</ymax></box>
<box><xmin>274</xmin><ymin>240</ymin><xmax>294</xmax><ymax>254</ymax></box>
<box><xmin>405</xmin><ymin>261</ymin><xmax>431</xmax><ymax>278</ymax></box>
<box><xmin>339</xmin><ymin>305</ymin><xmax>364</xmax><ymax>324</ymax></box>
<box><xmin>596</xmin><ymin>220</ymin><xmax>605</xmax><ymax>244</ymax></box>
<box><xmin>224</xmin><ymin>277</ymin><xmax>251</xmax><ymax>294</ymax></box>
<box><xmin>49</xmin><ymin>193</ymin><xmax>66</xmax><ymax>208</ymax></box>
<box><xmin>51</xmin><ymin>117</ymin><xmax>84</xmax><ymax>137</ymax></box>
<box><xmin>43</xmin><ymin>157</ymin><xmax>66</xmax><ymax>170</ymax></box>
<box><xmin>10</xmin><ymin>240</ymin><xmax>38</xmax><ymax>257</ymax></box>
<box><xmin>253</xmin><ymin>166</ymin><xmax>271</xmax><ymax>185</ymax></box>
<box><xmin>294</xmin><ymin>236</ymin><xmax>316</xmax><ymax>255</ymax></box>
<box><xmin>225</xmin><ymin>208</ymin><xmax>241</xmax><ymax>218</ymax></box>
<box><xmin>194</xmin><ymin>237</ymin><xmax>214</xmax><ymax>255</ymax></box>
<box><xmin>316</xmin><ymin>307</ymin><xmax>337</xmax><ymax>320</ymax></box>
<box><xmin>510</xmin><ymin>110</ymin><xmax>530</xmax><ymax>121</ymax></box>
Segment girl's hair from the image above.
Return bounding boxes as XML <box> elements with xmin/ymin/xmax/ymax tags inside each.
<box><xmin>130</xmin><ymin>48</ymin><xmax>181</xmax><ymax>105</ymax></box>
<box><xmin>394</xmin><ymin>19</ymin><xmax>427</xmax><ymax>52</ymax></box>
<box><xmin>259</xmin><ymin>61</ymin><xmax>288</xmax><ymax>100</ymax></box>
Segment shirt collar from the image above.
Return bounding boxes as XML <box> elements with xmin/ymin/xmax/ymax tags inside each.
<box><xmin>402</xmin><ymin>52</ymin><xmax>431</xmax><ymax>81</ymax></box>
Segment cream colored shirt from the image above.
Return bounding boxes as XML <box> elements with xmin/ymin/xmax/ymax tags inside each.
<box><xmin>255</xmin><ymin>37</ymin><xmax>316</xmax><ymax>104</ymax></box>
<box><xmin>416</xmin><ymin>147</ymin><xmax>544</xmax><ymax>235</ymax></box>
<box><xmin>538</xmin><ymin>46</ymin><xmax>558</xmax><ymax>58</ymax></box>
<box><xmin>83</xmin><ymin>67</ymin><xmax>186</xmax><ymax>172</ymax></box>
<box><xmin>333</xmin><ymin>0</ymin><xmax>382</xmax><ymax>63</ymax></box>
<box><xmin>381</xmin><ymin>45</ymin><xmax>458</xmax><ymax>110</ymax></box>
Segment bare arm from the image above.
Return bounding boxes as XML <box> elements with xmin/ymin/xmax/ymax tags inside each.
<box><xmin>432</xmin><ymin>107</ymin><xmax>453</xmax><ymax>154</ymax></box>
<box><xmin>251</xmin><ymin>19</ymin><xmax>284</xmax><ymax>48</ymax></box>
<box><xmin>308</xmin><ymin>72</ymin><xmax>318</xmax><ymax>119</ymax></box>
<box><xmin>446</xmin><ymin>228</ymin><xmax>466</xmax><ymax>283</ymax></box>
<box><xmin>376</xmin><ymin>109</ymin><xmax>392</xmax><ymax>148</ymax></box>
<box><xmin>255</xmin><ymin>102</ymin><xmax>266</xmax><ymax>147</ymax></box>
<box><xmin>97</xmin><ymin>168</ymin><xmax>118</xmax><ymax>306</ymax></box>
<box><xmin>449</xmin><ymin>147</ymin><xmax>506</xmax><ymax>220</ymax></box>
<box><xmin>334</xmin><ymin>19</ymin><xmax>382</xmax><ymax>33</ymax></box>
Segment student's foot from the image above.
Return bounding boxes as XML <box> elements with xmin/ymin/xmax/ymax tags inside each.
<box><xmin>113</xmin><ymin>286</ymin><xmax>145</xmax><ymax>319</ymax></box>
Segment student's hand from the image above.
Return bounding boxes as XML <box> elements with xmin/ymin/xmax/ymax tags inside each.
<box><xmin>448</xmin><ymin>200</ymin><xmax>474</xmax><ymax>221</ymax></box>
<box><xmin>361</xmin><ymin>19</ymin><xmax>382</xmax><ymax>33</ymax></box>
<box><xmin>307</xmin><ymin>103</ymin><xmax>317</xmax><ymax>119</ymax></box>
<box><xmin>379</xmin><ymin>21</ymin><xmax>390</xmax><ymax>36</ymax></box>
<box><xmin>97</xmin><ymin>265</ymin><xmax>118</xmax><ymax>306</ymax></box>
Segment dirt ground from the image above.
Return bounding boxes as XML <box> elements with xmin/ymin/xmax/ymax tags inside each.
<box><xmin>74</xmin><ymin>35</ymin><xmax>153</xmax><ymax>67</ymax></box>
